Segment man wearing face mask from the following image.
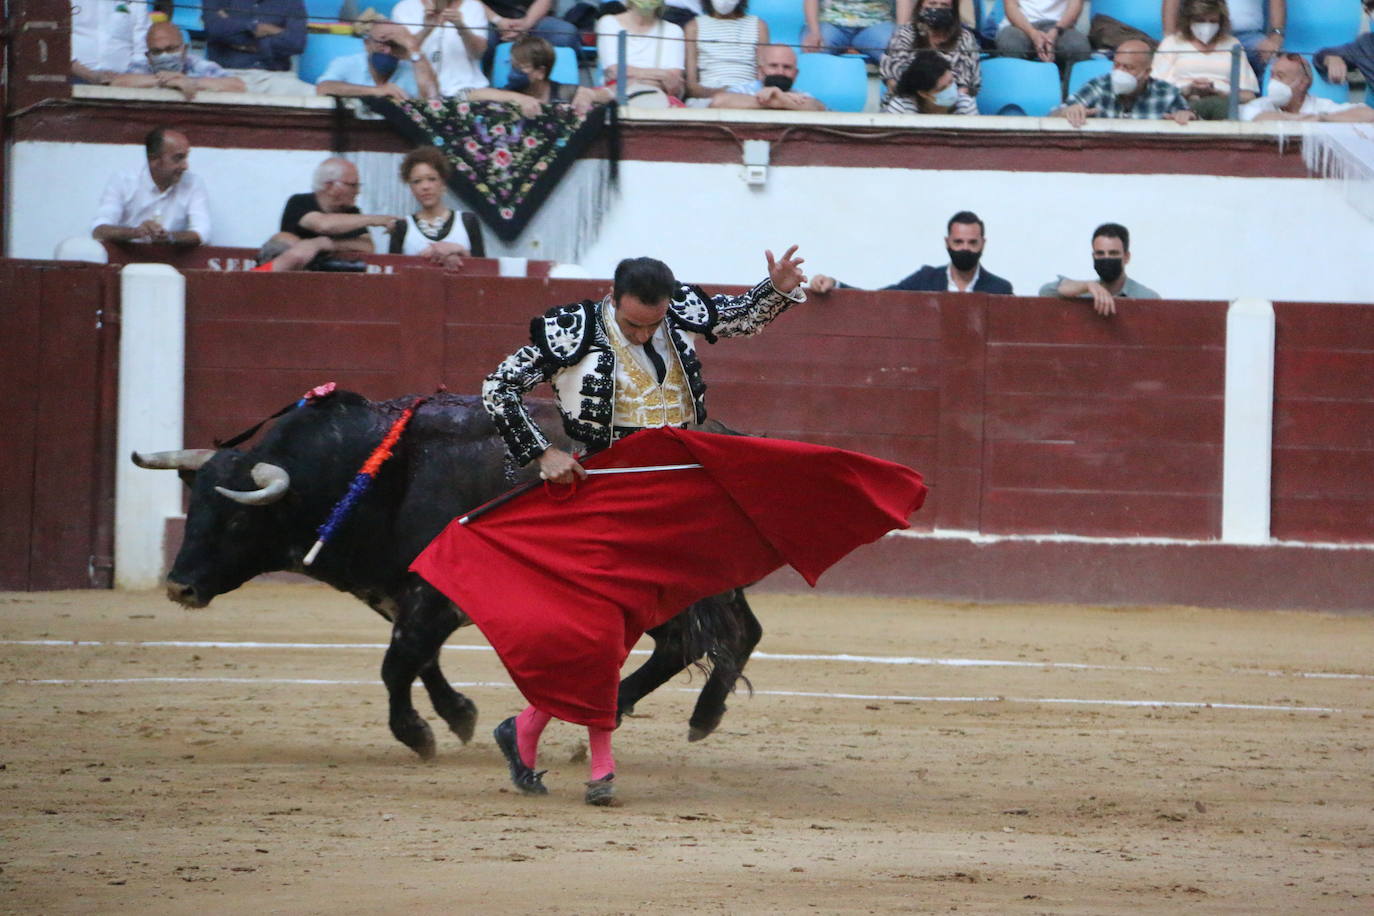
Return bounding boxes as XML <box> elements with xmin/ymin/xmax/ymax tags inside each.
<box><xmin>316</xmin><ymin>20</ymin><xmax>441</xmax><ymax>101</ymax></box>
<box><xmin>111</xmin><ymin>22</ymin><xmax>247</xmax><ymax>99</ymax></box>
<box><xmin>1039</xmin><ymin>223</ymin><xmax>1158</xmax><ymax>317</ymax></box>
<box><xmin>1055</xmin><ymin>39</ymin><xmax>1194</xmax><ymax>128</ymax></box>
<box><xmin>807</xmin><ymin>211</ymin><xmax>1012</xmax><ymax>295</ymax></box>
<box><xmin>1239</xmin><ymin>53</ymin><xmax>1374</xmax><ymax>124</ymax></box>
<box><xmin>709</xmin><ymin>44</ymin><xmax>825</xmax><ymax>111</ymax></box>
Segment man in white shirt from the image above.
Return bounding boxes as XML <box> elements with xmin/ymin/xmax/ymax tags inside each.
<box><xmin>997</xmin><ymin>0</ymin><xmax>1091</xmax><ymax>72</ymax></box>
<box><xmin>92</xmin><ymin>128</ymin><xmax>211</xmax><ymax>246</ymax></box>
<box><xmin>393</xmin><ymin>0</ymin><xmax>490</xmax><ymax>97</ymax></box>
<box><xmin>1240</xmin><ymin>53</ymin><xmax>1374</xmax><ymax>124</ymax></box>
<box><xmin>71</xmin><ymin>0</ymin><xmax>152</xmax><ymax>84</ymax></box>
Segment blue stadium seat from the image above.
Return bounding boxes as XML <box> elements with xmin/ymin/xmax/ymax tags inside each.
<box><xmin>1285</xmin><ymin>5</ymin><xmax>1363</xmax><ymax>59</ymax></box>
<box><xmin>491</xmin><ymin>43</ymin><xmax>581</xmax><ymax>89</ymax></box>
<box><xmin>1261</xmin><ymin>61</ymin><xmax>1351</xmax><ymax>105</ymax></box>
<box><xmin>298</xmin><ymin>32</ymin><xmax>361</xmax><ymax>84</ymax></box>
<box><xmin>170</xmin><ymin>3</ymin><xmax>204</xmax><ymax>39</ymax></box>
<box><xmin>1066</xmin><ymin>57</ymin><xmax>1112</xmax><ymax>98</ymax></box>
<box><xmin>976</xmin><ymin>57</ymin><xmax>1061</xmax><ymax>116</ymax></box>
<box><xmin>793</xmin><ymin>52</ymin><xmax>869</xmax><ymax>112</ymax></box>
<box><xmin>751</xmin><ymin>0</ymin><xmax>808</xmax><ymax>46</ymax></box>
<box><xmin>1090</xmin><ymin>0</ymin><xmax>1164</xmax><ymax>41</ymax></box>
<box><xmin>305</xmin><ymin>0</ymin><xmax>345</xmax><ymax>20</ymax></box>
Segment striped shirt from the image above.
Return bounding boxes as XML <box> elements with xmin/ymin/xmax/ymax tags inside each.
<box><xmin>695</xmin><ymin>14</ymin><xmax>761</xmax><ymax>90</ymax></box>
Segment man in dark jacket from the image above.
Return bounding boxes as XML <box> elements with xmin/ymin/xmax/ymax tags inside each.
<box><xmin>808</xmin><ymin>211</ymin><xmax>1014</xmax><ymax>295</ymax></box>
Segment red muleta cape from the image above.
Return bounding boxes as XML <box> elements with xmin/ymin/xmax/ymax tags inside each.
<box><xmin>410</xmin><ymin>427</ymin><xmax>927</xmax><ymax>729</ymax></box>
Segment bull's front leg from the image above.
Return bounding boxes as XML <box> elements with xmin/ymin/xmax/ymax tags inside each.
<box><xmin>619</xmin><ymin>614</ymin><xmax>700</xmax><ymax>726</ymax></box>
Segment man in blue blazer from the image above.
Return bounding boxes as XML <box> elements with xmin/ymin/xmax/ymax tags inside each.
<box><xmin>809</xmin><ymin>211</ymin><xmax>1014</xmax><ymax>295</ymax></box>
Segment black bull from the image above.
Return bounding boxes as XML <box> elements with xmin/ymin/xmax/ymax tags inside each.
<box><xmin>132</xmin><ymin>390</ymin><xmax>761</xmax><ymax>758</ymax></box>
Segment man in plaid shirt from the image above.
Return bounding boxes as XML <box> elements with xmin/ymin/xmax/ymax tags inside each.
<box><xmin>1056</xmin><ymin>39</ymin><xmax>1197</xmax><ymax>127</ymax></box>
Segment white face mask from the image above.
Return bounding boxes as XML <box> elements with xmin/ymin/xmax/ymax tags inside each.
<box><xmin>1265</xmin><ymin>79</ymin><xmax>1293</xmax><ymax>107</ymax></box>
<box><xmin>931</xmin><ymin>83</ymin><xmax>959</xmax><ymax>108</ymax></box>
<box><xmin>712</xmin><ymin>0</ymin><xmax>741</xmax><ymax>14</ymax></box>
<box><xmin>1109</xmin><ymin>69</ymin><xmax>1139</xmax><ymax>96</ymax></box>
<box><xmin>1191</xmin><ymin>22</ymin><xmax>1220</xmax><ymax>44</ymax></box>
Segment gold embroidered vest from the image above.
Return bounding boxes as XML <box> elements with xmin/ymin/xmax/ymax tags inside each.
<box><xmin>604</xmin><ymin>301</ymin><xmax>692</xmax><ymax>429</ymax></box>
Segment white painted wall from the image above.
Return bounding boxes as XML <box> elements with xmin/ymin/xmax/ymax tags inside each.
<box><xmin>9</xmin><ymin>139</ymin><xmax>1373</xmax><ymax>303</ymax></box>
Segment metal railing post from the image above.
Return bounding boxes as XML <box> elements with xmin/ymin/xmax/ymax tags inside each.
<box><xmin>616</xmin><ymin>30</ymin><xmax>628</xmax><ymax>107</ymax></box>
<box><xmin>1227</xmin><ymin>44</ymin><xmax>1242</xmax><ymax>120</ymax></box>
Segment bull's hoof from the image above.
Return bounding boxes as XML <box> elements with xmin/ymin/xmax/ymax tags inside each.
<box><xmin>438</xmin><ymin>697</ymin><xmax>478</xmax><ymax>745</ymax></box>
<box><xmin>687</xmin><ymin>715</ymin><xmax>722</xmax><ymax>743</ymax></box>
<box><xmin>584</xmin><ymin>774</ymin><xmax>620</xmax><ymax>807</ymax></box>
<box><xmin>392</xmin><ymin>715</ymin><xmax>437</xmax><ymax>760</ymax></box>
<box><xmin>494</xmin><ymin>717</ymin><xmax>547</xmax><ymax>796</ymax></box>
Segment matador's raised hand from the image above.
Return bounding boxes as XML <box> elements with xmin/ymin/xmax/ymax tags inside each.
<box><xmin>766</xmin><ymin>245</ymin><xmax>807</xmax><ymax>294</ymax></box>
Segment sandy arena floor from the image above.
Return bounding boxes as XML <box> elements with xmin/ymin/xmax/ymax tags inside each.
<box><xmin>1</xmin><ymin>583</ymin><xmax>1372</xmax><ymax>914</ymax></box>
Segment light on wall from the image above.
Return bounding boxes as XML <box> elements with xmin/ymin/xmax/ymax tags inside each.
<box><xmin>742</xmin><ymin>139</ymin><xmax>770</xmax><ymax>187</ymax></box>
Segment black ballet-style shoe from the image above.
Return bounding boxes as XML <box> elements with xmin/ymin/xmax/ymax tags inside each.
<box><xmin>493</xmin><ymin>716</ymin><xmax>548</xmax><ymax>796</ymax></box>
<box><xmin>584</xmin><ymin>773</ymin><xmax>619</xmax><ymax>807</ymax></box>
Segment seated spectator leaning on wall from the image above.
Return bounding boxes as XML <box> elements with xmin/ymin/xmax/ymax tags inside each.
<box><xmin>111</xmin><ymin>22</ymin><xmax>247</xmax><ymax>99</ymax></box>
<box><xmin>1055</xmin><ymin>39</ymin><xmax>1196</xmax><ymax>127</ymax></box>
<box><xmin>685</xmin><ymin>0</ymin><xmax>769</xmax><ymax>103</ymax></box>
<box><xmin>880</xmin><ymin>0</ymin><xmax>980</xmax><ymax>113</ymax></box>
<box><xmin>92</xmin><ymin>127</ymin><xmax>210</xmax><ymax>247</ymax></box>
<box><xmin>709</xmin><ymin>44</ymin><xmax>825</xmax><ymax>111</ymax></box>
<box><xmin>887</xmin><ymin>52</ymin><xmax>975</xmax><ymax>113</ymax></box>
<box><xmin>996</xmin><ymin>0</ymin><xmax>1091</xmax><ymax>76</ymax></box>
<box><xmin>71</xmin><ymin>0</ymin><xmax>151</xmax><ymax>85</ymax></box>
<box><xmin>466</xmin><ymin>35</ymin><xmax>612</xmax><ymax>114</ymax></box>
<box><xmin>279</xmin><ymin>157</ymin><xmax>399</xmax><ymax>254</ymax></box>
<box><xmin>394</xmin><ymin>0</ymin><xmax>490</xmax><ymax>98</ymax></box>
<box><xmin>1039</xmin><ymin>222</ymin><xmax>1157</xmax><ymax>317</ymax></box>
<box><xmin>802</xmin><ymin>0</ymin><xmax>896</xmax><ymax>68</ymax></box>
<box><xmin>315</xmin><ymin>20</ymin><xmax>440</xmax><ymax>101</ymax></box>
<box><xmin>203</xmin><ymin>0</ymin><xmax>308</xmax><ymax>93</ymax></box>
<box><xmin>809</xmin><ymin>210</ymin><xmax>1012</xmax><ymax>294</ymax></box>
<box><xmin>1316</xmin><ymin>1</ymin><xmax>1374</xmax><ymax>93</ymax></box>
<box><xmin>597</xmin><ymin>0</ymin><xmax>688</xmax><ymax>101</ymax></box>
<box><xmin>1151</xmin><ymin>0</ymin><xmax>1258</xmax><ymax>121</ymax></box>
<box><xmin>1241</xmin><ymin>53</ymin><xmax>1374</xmax><ymax>124</ymax></box>
<box><xmin>1163</xmin><ymin>0</ymin><xmax>1283</xmax><ymax>82</ymax></box>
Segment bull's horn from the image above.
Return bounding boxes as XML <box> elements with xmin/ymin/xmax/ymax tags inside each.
<box><xmin>214</xmin><ymin>462</ymin><xmax>291</xmax><ymax>506</ymax></box>
<box><xmin>131</xmin><ymin>449</ymin><xmax>216</xmax><ymax>471</ymax></box>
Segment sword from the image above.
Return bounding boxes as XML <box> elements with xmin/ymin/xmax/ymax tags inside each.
<box><xmin>458</xmin><ymin>463</ymin><xmax>703</xmax><ymax>525</ymax></box>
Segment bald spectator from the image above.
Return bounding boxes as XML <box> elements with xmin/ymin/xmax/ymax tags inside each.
<box><xmin>1241</xmin><ymin>53</ymin><xmax>1374</xmax><ymax>124</ymax></box>
<box><xmin>92</xmin><ymin>127</ymin><xmax>210</xmax><ymax>247</ymax></box>
<box><xmin>278</xmin><ymin>158</ymin><xmax>399</xmax><ymax>254</ymax></box>
<box><xmin>71</xmin><ymin>0</ymin><xmax>151</xmax><ymax>85</ymax></box>
<box><xmin>709</xmin><ymin>45</ymin><xmax>826</xmax><ymax>111</ymax></box>
<box><xmin>1055</xmin><ymin>39</ymin><xmax>1195</xmax><ymax>127</ymax></box>
<box><xmin>111</xmin><ymin>23</ymin><xmax>247</xmax><ymax>99</ymax></box>
<box><xmin>315</xmin><ymin>20</ymin><xmax>440</xmax><ymax>101</ymax></box>
<box><xmin>1039</xmin><ymin>223</ymin><xmax>1157</xmax><ymax>317</ymax></box>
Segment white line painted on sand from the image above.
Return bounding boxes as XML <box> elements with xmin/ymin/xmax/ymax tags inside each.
<box><xmin>7</xmin><ymin>676</ymin><xmax>1344</xmax><ymax>714</ymax></box>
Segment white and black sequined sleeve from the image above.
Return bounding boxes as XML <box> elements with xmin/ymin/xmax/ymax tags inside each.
<box><xmin>481</xmin><ymin>344</ymin><xmax>556</xmax><ymax>466</ymax></box>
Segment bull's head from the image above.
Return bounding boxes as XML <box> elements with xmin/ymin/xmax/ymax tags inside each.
<box><xmin>131</xmin><ymin>449</ymin><xmax>295</xmax><ymax>608</ymax></box>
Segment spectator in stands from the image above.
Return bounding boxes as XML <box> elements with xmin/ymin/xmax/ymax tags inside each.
<box><xmin>203</xmin><ymin>0</ymin><xmax>307</xmax><ymax>76</ymax></box>
<box><xmin>708</xmin><ymin>44</ymin><xmax>826</xmax><ymax>110</ymax></box>
<box><xmin>886</xmin><ymin>51</ymin><xmax>975</xmax><ymax>114</ymax></box>
<box><xmin>1241</xmin><ymin>53</ymin><xmax>1374</xmax><ymax>124</ymax></box>
<box><xmin>995</xmin><ymin>0</ymin><xmax>1091</xmax><ymax>76</ymax></box>
<box><xmin>252</xmin><ymin>234</ymin><xmax>338</xmax><ymax>271</ymax></box>
<box><xmin>685</xmin><ymin>0</ymin><xmax>769</xmax><ymax>102</ymax></box>
<box><xmin>802</xmin><ymin>0</ymin><xmax>896</xmax><ymax>67</ymax></box>
<box><xmin>279</xmin><ymin>157</ymin><xmax>400</xmax><ymax>254</ymax></box>
<box><xmin>394</xmin><ymin>0</ymin><xmax>490</xmax><ymax>97</ymax></box>
<box><xmin>389</xmin><ymin>146</ymin><xmax>488</xmax><ymax>258</ymax></box>
<box><xmin>92</xmin><ymin>127</ymin><xmax>210</xmax><ymax>246</ymax></box>
<box><xmin>1055</xmin><ymin>39</ymin><xmax>1196</xmax><ymax>126</ymax></box>
<box><xmin>467</xmin><ymin>35</ymin><xmax>613</xmax><ymax>114</ymax></box>
<box><xmin>880</xmin><ymin>0</ymin><xmax>979</xmax><ymax>113</ymax></box>
<box><xmin>1039</xmin><ymin>222</ymin><xmax>1158</xmax><ymax>316</ymax></box>
<box><xmin>315</xmin><ymin>20</ymin><xmax>441</xmax><ymax>101</ymax></box>
<box><xmin>1162</xmin><ymin>0</ymin><xmax>1283</xmax><ymax>81</ymax></box>
<box><xmin>71</xmin><ymin>0</ymin><xmax>151</xmax><ymax>85</ymax></box>
<box><xmin>111</xmin><ymin>22</ymin><xmax>248</xmax><ymax>99</ymax></box>
<box><xmin>808</xmin><ymin>211</ymin><xmax>1012</xmax><ymax>294</ymax></box>
<box><xmin>597</xmin><ymin>0</ymin><xmax>688</xmax><ymax>101</ymax></box>
<box><xmin>1152</xmin><ymin>0</ymin><xmax>1258</xmax><ymax>120</ymax></box>
<box><xmin>482</xmin><ymin>0</ymin><xmax>582</xmax><ymax>57</ymax></box>
<box><xmin>1316</xmin><ymin>1</ymin><xmax>1374</xmax><ymax>92</ymax></box>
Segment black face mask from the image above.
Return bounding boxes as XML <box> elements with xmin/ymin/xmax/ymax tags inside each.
<box><xmin>1093</xmin><ymin>257</ymin><xmax>1124</xmax><ymax>284</ymax></box>
<box><xmin>762</xmin><ymin>73</ymin><xmax>794</xmax><ymax>92</ymax></box>
<box><xmin>919</xmin><ymin>6</ymin><xmax>957</xmax><ymax>31</ymax></box>
<box><xmin>948</xmin><ymin>247</ymin><xmax>981</xmax><ymax>272</ymax></box>
<box><xmin>505</xmin><ymin>70</ymin><xmax>532</xmax><ymax>92</ymax></box>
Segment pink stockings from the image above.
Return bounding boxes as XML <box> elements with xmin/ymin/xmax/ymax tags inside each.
<box><xmin>515</xmin><ymin>704</ymin><xmax>615</xmax><ymax>781</ymax></box>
